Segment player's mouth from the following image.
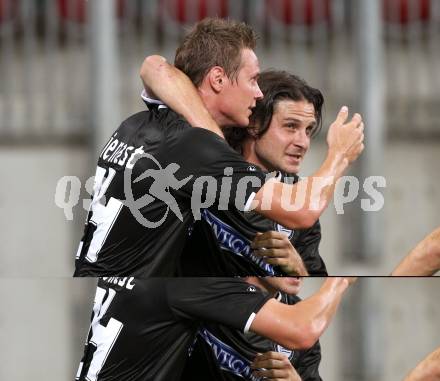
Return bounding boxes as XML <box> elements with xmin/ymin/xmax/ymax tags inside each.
<box><xmin>286</xmin><ymin>153</ymin><xmax>302</xmax><ymax>162</ymax></box>
<box><xmin>284</xmin><ymin>277</ymin><xmax>302</xmax><ymax>287</ymax></box>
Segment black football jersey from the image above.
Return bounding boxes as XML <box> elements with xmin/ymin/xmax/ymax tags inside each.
<box><xmin>181</xmin><ymin>293</ymin><xmax>323</xmax><ymax>381</ymax></box>
<box><xmin>74</xmin><ymin>104</ymin><xmax>266</xmax><ymax>276</ymax></box>
<box><xmin>180</xmin><ymin>173</ymin><xmax>327</xmax><ymax>276</ymax></box>
<box><xmin>76</xmin><ymin>277</ymin><xmax>272</xmax><ymax>381</ymax></box>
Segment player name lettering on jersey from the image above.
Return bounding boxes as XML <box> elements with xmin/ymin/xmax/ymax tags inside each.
<box><xmin>199</xmin><ymin>328</ymin><xmax>262</xmax><ymax>381</ymax></box>
<box><xmin>201</xmin><ymin>210</ymin><xmax>280</xmax><ymax>276</ymax></box>
<box><xmin>101</xmin><ymin>277</ymin><xmax>136</xmax><ymax>290</ymax></box>
<box><xmin>100</xmin><ymin>133</ymin><xmax>145</xmax><ymax>169</ymax></box>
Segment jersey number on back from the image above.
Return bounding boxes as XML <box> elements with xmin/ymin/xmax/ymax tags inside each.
<box><xmin>76</xmin><ymin>287</ymin><xmax>123</xmax><ymax>381</ymax></box>
<box><xmin>77</xmin><ymin>166</ymin><xmax>123</xmax><ymax>263</ymax></box>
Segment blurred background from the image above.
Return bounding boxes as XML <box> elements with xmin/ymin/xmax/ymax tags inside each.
<box><xmin>1</xmin><ymin>277</ymin><xmax>439</xmax><ymax>380</ymax></box>
<box><xmin>0</xmin><ymin>1</ymin><xmax>439</xmax><ymax>380</ymax></box>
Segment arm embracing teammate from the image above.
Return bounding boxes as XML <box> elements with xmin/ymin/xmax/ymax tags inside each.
<box><xmin>76</xmin><ymin>277</ymin><xmax>354</xmax><ymax>381</ymax></box>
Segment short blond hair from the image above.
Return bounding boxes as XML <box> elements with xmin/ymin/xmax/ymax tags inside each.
<box><xmin>174</xmin><ymin>18</ymin><xmax>257</xmax><ymax>87</ymax></box>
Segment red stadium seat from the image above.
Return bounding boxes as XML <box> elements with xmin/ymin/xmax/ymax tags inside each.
<box><xmin>265</xmin><ymin>0</ymin><xmax>331</xmax><ymax>26</ymax></box>
<box><xmin>164</xmin><ymin>0</ymin><xmax>228</xmax><ymax>24</ymax></box>
<box><xmin>57</xmin><ymin>0</ymin><xmax>87</xmax><ymax>23</ymax></box>
<box><xmin>383</xmin><ymin>0</ymin><xmax>430</xmax><ymax>24</ymax></box>
<box><xmin>0</xmin><ymin>0</ymin><xmax>17</xmax><ymax>22</ymax></box>
<box><xmin>57</xmin><ymin>0</ymin><xmax>126</xmax><ymax>23</ymax></box>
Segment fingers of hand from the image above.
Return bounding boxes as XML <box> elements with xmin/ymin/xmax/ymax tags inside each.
<box><xmin>353</xmin><ymin>133</ymin><xmax>365</xmax><ymax>154</ymax></box>
<box><xmin>252</xmin><ymin>235</ymin><xmax>289</xmax><ymax>250</ymax></box>
<box><xmin>335</xmin><ymin>105</ymin><xmax>349</xmax><ymax>125</ymax></box>
<box><xmin>252</xmin><ymin>368</ymin><xmax>291</xmax><ymax>380</ymax></box>
<box><xmin>359</xmin><ymin>129</ymin><xmax>365</xmax><ymax>145</ymax></box>
<box><xmin>252</xmin><ymin>351</ymin><xmax>289</xmax><ymax>363</ymax></box>
<box><xmin>251</xmin><ymin>358</ymin><xmax>286</xmax><ymax>370</ymax></box>
<box><xmin>253</xmin><ymin>231</ymin><xmax>286</xmax><ymax>242</ymax></box>
<box><xmin>251</xmin><ymin>353</ymin><xmax>292</xmax><ymax>376</ymax></box>
<box><xmin>347</xmin><ymin>121</ymin><xmax>365</xmax><ymax>154</ymax></box>
<box><xmin>350</xmin><ymin>112</ymin><xmax>362</xmax><ymax>126</ymax></box>
<box><xmin>254</xmin><ymin>248</ymin><xmax>288</xmax><ymax>259</ymax></box>
<box><xmin>265</xmin><ymin>257</ymin><xmax>289</xmax><ymax>267</ymax></box>
<box><xmin>251</xmin><ymin>352</ymin><xmax>295</xmax><ymax>379</ymax></box>
<box><xmin>347</xmin><ymin>122</ymin><xmax>363</xmax><ymax>140</ymax></box>
<box><xmin>354</xmin><ymin>127</ymin><xmax>364</xmax><ymax>148</ymax></box>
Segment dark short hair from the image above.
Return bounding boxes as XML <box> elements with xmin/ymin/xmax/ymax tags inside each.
<box><xmin>225</xmin><ymin>70</ymin><xmax>324</xmax><ymax>152</ymax></box>
<box><xmin>174</xmin><ymin>18</ymin><xmax>257</xmax><ymax>87</ymax></box>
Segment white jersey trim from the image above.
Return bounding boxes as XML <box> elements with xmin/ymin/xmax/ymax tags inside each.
<box><xmin>75</xmin><ymin>362</ymin><xmax>83</xmax><ymax>379</ymax></box>
<box><xmin>141</xmin><ymin>89</ymin><xmax>168</xmax><ymax>109</ymax></box>
<box><xmin>243</xmin><ymin>192</ymin><xmax>257</xmax><ymax>212</ymax></box>
<box><xmin>75</xmin><ymin>241</ymin><xmax>84</xmax><ymax>259</ymax></box>
<box><xmin>244</xmin><ymin>312</ymin><xmax>256</xmax><ymax>334</ymax></box>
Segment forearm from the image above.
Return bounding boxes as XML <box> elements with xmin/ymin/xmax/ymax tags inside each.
<box><xmin>251</xmin><ymin>278</ymin><xmax>349</xmax><ymax>349</ymax></box>
<box><xmin>300</xmin><ymin>150</ymin><xmax>349</xmax><ymax>220</ymax></box>
<box><xmin>284</xmin><ymin>277</ymin><xmax>349</xmax><ymax>347</ymax></box>
<box><xmin>139</xmin><ymin>55</ymin><xmax>222</xmax><ymax>136</ymax></box>
<box><xmin>256</xmin><ymin>152</ymin><xmax>348</xmax><ymax>229</ymax></box>
<box><xmin>403</xmin><ymin>347</ymin><xmax>440</xmax><ymax>381</ymax></box>
<box><xmin>391</xmin><ymin>228</ymin><xmax>440</xmax><ymax>276</ymax></box>
<box><xmin>293</xmin><ymin>278</ymin><xmax>348</xmax><ymax>337</ymax></box>
<box><xmin>404</xmin><ymin>367</ymin><xmax>440</xmax><ymax>381</ymax></box>
<box><xmin>391</xmin><ymin>251</ymin><xmax>437</xmax><ymax>276</ymax></box>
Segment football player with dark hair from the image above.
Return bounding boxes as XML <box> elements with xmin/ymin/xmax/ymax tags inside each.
<box><xmin>74</xmin><ymin>17</ymin><xmax>364</xmax><ymax>277</ymax></box>
<box><xmin>177</xmin><ymin>70</ymin><xmax>327</xmax><ymax>276</ymax></box>
<box><xmin>76</xmin><ymin>277</ymin><xmax>354</xmax><ymax>381</ymax></box>
<box><xmin>181</xmin><ymin>277</ymin><xmax>323</xmax><ymax>381</ymax></box>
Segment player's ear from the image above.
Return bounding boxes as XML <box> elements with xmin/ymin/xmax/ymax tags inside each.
<box><xmin>207</xmin><ymin>66</ymin><xmax>227</xmax><ymax>93</ymax></box>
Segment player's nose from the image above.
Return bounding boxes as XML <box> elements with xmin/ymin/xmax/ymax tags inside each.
<box><xmin>293</xmin><ymin>129</ymin><xmax>310</xmax><ymax>150</ymax></box>
<box><xmin>255</xmin><ymin>84</ymin><xmax>263</xmax><ymax>100</ymax></box>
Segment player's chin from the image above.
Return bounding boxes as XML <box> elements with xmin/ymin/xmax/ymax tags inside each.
<box><xmin>282</xmin><ymin>162</ymin><xmax>300</xmax><ymax>175</ymax></box>
<box><xmin>235</xmin><ymin>114</ymin><xmax>250</xmax><ymax>127</ymax></box>
<box><xmin>278</xmin><ymin>278</ymin><xmax>302</xmax><ymax>295</ymax></box>
<box><xmin>280</xmin><ymin>285</ymin><xmax>301</xmax><ymax>295</ymax></box>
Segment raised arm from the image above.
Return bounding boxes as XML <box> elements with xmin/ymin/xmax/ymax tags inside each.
<box><xmin>140</xmin><ymin>58</ymin><xmax>364</xmax><ymax>229</ymax></box>
<box><xmin>250</xmin><ymin>278</ymin><xmax>353</xmax><ymax>350</ymax></box>
<box><xmin>252</xmin><ymin>106</ymin><xmax>363</xmax><ymax>228</ymax></box>
<box><xmin>391</xmin><ymin>226</ymin><xmax>440</xmax><ymax>276</ymax></box>
<box><xmin>403</xmin><ymin>347</ymin><xmax>440</xmax><ymax>381</ymax></box>
<box><xmin>140</xmin><ymin>55</ymin><xmax>223</xmax><ymax>137</ymax></box>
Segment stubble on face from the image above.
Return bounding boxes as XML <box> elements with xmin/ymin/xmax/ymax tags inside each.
<box><xmin>253</xmin><ymin>100</ymin><xmax>316</xmax><ymax>174</ymax></box>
